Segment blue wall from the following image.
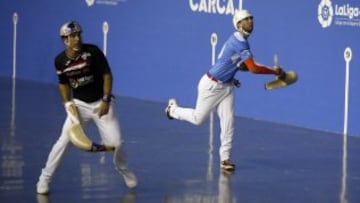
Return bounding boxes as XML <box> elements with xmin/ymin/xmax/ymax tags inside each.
<box><xmin>1</xmin><ymin>0</ymin><xmax>360</xmax><ymax>136</ymax></box>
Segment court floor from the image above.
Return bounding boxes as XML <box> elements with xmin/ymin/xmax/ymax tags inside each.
<box><xmin>1</xmin><ymin>77</ymin><xmax>360</xmax><ymax>203</ymax></box>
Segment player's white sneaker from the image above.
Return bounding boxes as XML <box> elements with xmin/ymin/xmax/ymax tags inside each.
<box><xmin>121</xmin><ymin>169</ymin><xmax>137</xmax><ymax>189</ymax></box>
<box><xmin>165</xmin><ymin>98</ymin><xmax>178</xmax><ymax>119</ymax></box>
<box><xmin>36</xmin><ymin>180</ymin><xmax>50</xmax><ymax>195</ymax></box>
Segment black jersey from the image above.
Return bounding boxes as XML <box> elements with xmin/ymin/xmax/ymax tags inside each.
<box><xmin>55</xmin><ymin>44</ymin><xmax>111</xmax><ymax>103</ymax></box>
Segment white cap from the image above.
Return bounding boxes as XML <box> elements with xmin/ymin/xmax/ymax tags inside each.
<box><xmin>233</xmin><ymin>10</ymin><xmax>253</xmax><ymax>30</ymax></box>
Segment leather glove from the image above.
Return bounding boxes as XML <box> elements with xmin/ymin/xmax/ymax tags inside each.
<box><xmin>64</xmin><ymin>101</ymin><xmax>80</xmax><ymax>124</ymax></box>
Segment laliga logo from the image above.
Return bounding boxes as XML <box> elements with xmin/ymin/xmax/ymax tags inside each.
<box><xmin>318</xmin><ymin>0</ymin><xmax>333</xmax><ymax>28</ymax></box>
<box><xmin>318</xmin><ymin>0</ymin><xmax>360</xmax><ymax>28</ymax></box>
<box><xmin>85</xmin><ymin>0</ymin><xmax>95</xmax><ymax>6</ymax></box>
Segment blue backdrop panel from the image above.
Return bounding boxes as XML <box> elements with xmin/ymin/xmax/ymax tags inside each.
<box><xmin>1</xmin><ymin>0</ymin><xmax>360</xmax><ymax>136</ymax></box>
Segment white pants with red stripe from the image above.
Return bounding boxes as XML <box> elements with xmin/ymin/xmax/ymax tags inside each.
<box><xmin>171</xmin><ymin>74</ymin><xmax>235</xmax><ymax>161</ymax></box>
<box><xmin>38</xmin><ymin>98</ymin><xmax>129</xmax><ymax>183</ymax></box>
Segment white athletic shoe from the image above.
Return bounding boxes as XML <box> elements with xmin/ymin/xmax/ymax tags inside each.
<box><xmin>165</xmin><ymin>98</ymin><xmax>178</xmax><ymax>119</ymax></box>
<box><xmin>121</xmin><ymin>169</ymin><xmax>137</xmax><ymax>189</ymax></box>
<box><xmin>36</xmin><ymin>180</ymin><xmax>50</xmax><ymax>195</ymax></box>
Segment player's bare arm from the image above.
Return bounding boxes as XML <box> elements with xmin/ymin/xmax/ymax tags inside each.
<box><xmin>58</xmin><ymin>83</ymin><xmax>72</xmax><ymax>103</ymax></box>
<box><xmin>102</xmin><ymin>72</ymin><xmax>113</xmax><ymax>97</ymax></box>
<box><xmin>58</xmin><ymin>83</ymin><xmax>80</xmax><ymax>124</ymax></box>
<box><xmin>98</xmin><ymin>72</ymin><xmax>113</xmax><ymax>118</ymax></box>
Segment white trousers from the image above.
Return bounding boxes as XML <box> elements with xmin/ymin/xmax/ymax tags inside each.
<box><xmin>39</xmin><ymin>98</ymin><xmax>129</xmax><ymax>182</ymax></box>
<box><xmin>171</xmin><ymin>74</ymin><xmax>235</xmax><ymax>161</ymax></box>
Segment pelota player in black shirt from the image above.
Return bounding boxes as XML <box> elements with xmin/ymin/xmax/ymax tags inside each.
<box><xmin>36</xmin><ymin>21</ymin><xmax>137</xmax><ymax>195</ymax></box>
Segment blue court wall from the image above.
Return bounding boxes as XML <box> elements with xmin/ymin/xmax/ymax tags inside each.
<box><xmin>1</xmin><ymin>0</ymin><xmax>360</xmax><ymax>136</ymax></box>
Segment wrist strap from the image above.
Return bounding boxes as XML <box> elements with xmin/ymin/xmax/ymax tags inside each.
<box><xmin>102</xmin><ymin>94</ymin><xmax>112</xmax><ymax>103</ymax></box>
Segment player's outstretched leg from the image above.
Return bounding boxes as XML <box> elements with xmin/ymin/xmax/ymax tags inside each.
<box><xmin>36</xmin><ymin>132</ymin><xmax>71</xmax><ymax>195</ymax></box>
<box><xmin>36</xmin><ymin>176</ymin><xmax>50</xmax><ymax>195</ymax></box>
<box><xmin>120</xmin><ymin>168</ymin><xmax>137</xmax><ymax>189</ymax></box>
<box><xmin>113</xmin><ymin>147</ymin><xmax>137</xmax><ymax>189</ymax></box>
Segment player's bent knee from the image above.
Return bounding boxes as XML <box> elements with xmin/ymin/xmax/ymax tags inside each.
<box><xmin>192</xmin><ymin>115</ymin><xmax>207</xmax><ymax>125</ymax></box>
